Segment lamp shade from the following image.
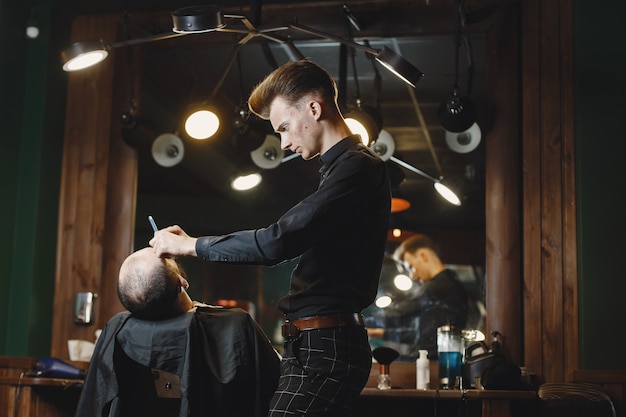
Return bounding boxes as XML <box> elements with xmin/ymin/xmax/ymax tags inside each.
<box><xmin>250</xmin><ymin>135</ymin><xmax>284</xmax><ymax>169</ymax></box>
<box><xmin>375</xmin><ymin>47</ymin><xmax>424</xmax><ymax>88</ymax></box>
<box><xmin>151</xmin><ymin>133</ymin><xmax>184</xmax><ymax>167</ymax></box>
<box><xmin>61</xmin><ymin>40</ymin><xmax>108</xmax><ymax>71</ymax></box>
<box><xmin>445</xmin><ymin>122</ymin><xmax>482</xmax><ymax>153</ymax></box>
<box><xmin>434</xmin><ymin>182</ymin><xmax>461</xmax><ymax>206</ymax></box>
<box><xmin>345</xmin><ymin>105</ymin><xmax>381</xmax><ymax>146</ymax></box>
<box><xmin>370</xmin><ymin>129</ymin><xmax>395</xmax><ymax>161</ymax></box>
<box><xmin>391</xmin><ymin>197</ymin><xmax>411</xmax><ymax>213</ymax></box>
<box><xmin>172</xmin><ymin>5</ymin><xmax>225</xmax><ymax>33</ymax></box>
<box><xmin>438</xmin><ymin>92</ymin><xmax>476</xmax><ymax>133</ymax></box>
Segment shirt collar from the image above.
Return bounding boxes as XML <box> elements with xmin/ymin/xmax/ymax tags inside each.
<box><xmin>319</xmin><ymin>135</ymin><xmax>361</xmax><ymax>170</ymax></box>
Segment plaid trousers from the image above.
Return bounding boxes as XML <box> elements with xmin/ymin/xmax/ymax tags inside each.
<box><xmin>269</xmin><ymin>325</ymin><xmax>372</xmax><ymax>417</ymax></box>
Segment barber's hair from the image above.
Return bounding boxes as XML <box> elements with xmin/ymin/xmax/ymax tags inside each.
<box><xmin>394</xmin><ymin>234</ymin><xmax>440</xmax><ymax>261</ymax></box>
<box><xmin>248</xmin><ymin>59</ymin><xmax>338</xmax><ymax>120</ymax></box>
<box><xmin>117</xmin><ymin>256</ymin><xmax>185</xmax><ymax>320</ymax></box>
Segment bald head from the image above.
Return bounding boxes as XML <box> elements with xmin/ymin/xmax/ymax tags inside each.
<box><xmin>118</xmin><ymin>247</ymin><xmax>192</xmax><ymax>320</ymax></box>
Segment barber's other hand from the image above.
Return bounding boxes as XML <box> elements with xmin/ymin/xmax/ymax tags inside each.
<box><xmin>149</xmin><ymin>225</ymin><xmax>198</xmax><ymax>258</ymax></box>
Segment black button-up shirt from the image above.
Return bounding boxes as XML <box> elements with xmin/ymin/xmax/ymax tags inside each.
<box><xmin>196</xmin><ymin>135</ymin><xmax>391</xmax><ymax>319</ymax></box>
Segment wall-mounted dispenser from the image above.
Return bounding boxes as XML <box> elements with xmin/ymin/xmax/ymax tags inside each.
<box><xmin>73</xmin><ymin>292</ymin><xmax>97</xmax><ymax>324</ymax></box>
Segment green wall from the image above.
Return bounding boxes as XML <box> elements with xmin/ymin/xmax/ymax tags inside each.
<box><xmin>0</xmin><ymin>0</ymin><xmax>66</xmax><ymax>356</ymax></box>
<box><xmin>575</xmin><ymin>0</ymin><xmax>626</xmax><ymax>369</ymax></box>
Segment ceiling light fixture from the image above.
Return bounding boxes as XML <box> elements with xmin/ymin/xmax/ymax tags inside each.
<box><xmin>231</xmin><ymin>173</ymin><xmax>262</xmax><ymax>191</ymax></box>
<box><xmin>340</xmin><ymin>5</ymin><xmax>382</xmax><ymax>146</ymax></box>
<box><xmin>369</xmin><ymin>131</ymin><xmax>462</xmax><ymax>206</ymax></box>
<box><xmin>437</xmin><ymin>0</ymin><xmax>482</xmax><ymax>148</ymax></box>
<box><xmin>445</xmin><ymin>122</ymin><xmax>481</xmax><ymax>153</ymax></box>
<box><xmin>250</xmin><ymin>135</ymin><xmax>285</xmax><ymax>170</ymax></box>
<box><xmin>151</xmin><ymin>133</ymin><xmax>185</xmax><ymax>167</ymax></box>
<box><xmin>288</xmin><ymin>22</ymin><xmax>423</xmax><ymax>88</ymax></box>
<box><xmin>391</xmin><ymin>156</ymin><xmax>462</xmax><ymax>206</ymax></box>
<box><xmin>60</xmin><ymin>5</ymin><xmax>422</xmax><ymax>89</ymax></box>
<box><xmin>183</xmin><ymin>106</ymin><xmax>221</xmax><ymax>140</ymax></box>
<box><xmin>61</xmin><ymin>33</ymin><xmax>187</xmax><ymax>72</ymax></box>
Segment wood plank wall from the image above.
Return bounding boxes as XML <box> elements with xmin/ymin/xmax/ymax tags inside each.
<box><xmin>50</xmin><ymin>14</ymin><xmax>136</xmax><ymax>359</ymax></box>
<box><xmin>484</xmin><ymin>1</ymin><xmax>522</xmax><ymax>365</ymax></box>
<box><xmin>520</xmin><ymin>0</ymin><xmax>578</xmax><ymax>383</ymax></box>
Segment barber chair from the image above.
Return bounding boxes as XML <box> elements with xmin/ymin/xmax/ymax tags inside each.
<box><xmin>114</xmin><ymin>313</ymin><xmax>190</xmax><ymax>417</ymax></box>
<box><xmin>76</xmin><ymin>307</ymin><xmax>280</xmax><ymax>417</ymax></box>
<box><xmin>538</xmin><ymin>382</ymin><xmax>616</xmax><ymax>417</ymax></box>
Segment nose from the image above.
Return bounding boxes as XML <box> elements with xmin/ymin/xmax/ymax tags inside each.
<box><xmin>280</xmin><ymin>134</ymin><xmax>291</xmax><ymax>151</ymax></box>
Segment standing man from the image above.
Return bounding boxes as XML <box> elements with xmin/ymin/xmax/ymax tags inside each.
<box><xmin>150</xmin><ymin>59</ymin><xmax>391</xmax><ymax>417</ymax></box>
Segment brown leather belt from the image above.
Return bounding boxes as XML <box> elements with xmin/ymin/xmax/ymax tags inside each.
<box><xmin>281</xmin><ymin>313</ymin><xmax>364</xmax><ymax>339</ymax></box>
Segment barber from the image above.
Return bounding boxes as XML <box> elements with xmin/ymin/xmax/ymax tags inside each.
<box><xmin>150</xmin><ymin>59</ymin><xmax>391</xmax><ymax>417</ymax></box>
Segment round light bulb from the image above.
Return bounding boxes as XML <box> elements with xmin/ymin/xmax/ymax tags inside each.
<box><xmin>26</xmin><ymin>26</ymin><xmax>40</xmax><ymax>39</ymax></box>
<box><xmin>375</xmin><ymin>295</ymin><xmax>392</xmax><ymax>309</ymax></box>
<box><xmin>394</xmin><ymin>274</ymin><xmax>413</xmax><ymax>291</ymax></box>
<box><xmin>231</xmin><ymin>173</ymin><xmax>261</xmax><ymax>191</ymax></box>
<box><xmin>345</xmin><ymin>117</ymin><xmax>370</xmax><ymax>145</ymax></box>
<box><xmin>185</xmin><ymin>110</ymin><xmax>220</xmax><ymax>140</ymax></box>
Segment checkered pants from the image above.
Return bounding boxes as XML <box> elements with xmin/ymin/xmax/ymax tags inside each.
<box><xmin>268</xmin><ymin>325</ymin><xmax>372</xmax><ymax>417</ymax></box>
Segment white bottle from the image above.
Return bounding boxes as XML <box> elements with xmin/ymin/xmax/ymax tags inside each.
<box><xmin>416</xmin><ymin>349</ymin><xmax>430</xmax><ymax>389</ymax></box>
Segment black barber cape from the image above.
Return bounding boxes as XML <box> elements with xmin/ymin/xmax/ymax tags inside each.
<box><xmin>75</xmin><ymin>306</ymin><xmax>280</xmax><ymax>417</ymax></box>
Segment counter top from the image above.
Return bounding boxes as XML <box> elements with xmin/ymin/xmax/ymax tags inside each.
<box><xmin>360</xmin><ymin>387</ymin><xmax>537</xmax><ymax>400</ymax></box>
<box><xmin>0</xmin><ymin>376</ymin><xmax>84</xmax><ymax>388</ymax></box>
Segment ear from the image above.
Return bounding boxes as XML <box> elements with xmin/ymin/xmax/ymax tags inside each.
<box><xmin>418</xmin><ymin>249</ymin><xmax>430</xmax><ymax>262</ymax></box>
<box><xmin>178</xmin><ymin>274</ymin><xmax>189</xmax><ymax>289</ymax></box>
<box><xmin>308</xmin><ymin>100</ymin><xmax>322</xmax><ymax>121</ymax></box>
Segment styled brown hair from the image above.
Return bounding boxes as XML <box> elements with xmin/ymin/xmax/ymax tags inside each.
<box><xmin>394</xmin><ymin>234</ymin><xmax>440</xmax><ymax>261</ymax></box>
<box><xmin>248</xmin><ymin>59</ymin><xmax>338</xmax><ymax>120</ymax></box>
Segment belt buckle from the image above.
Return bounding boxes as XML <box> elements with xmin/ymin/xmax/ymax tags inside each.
<box><xmin>281</xmin><ymin>321</ymin><xmax>300</xmax><ymax>339</ymax></box>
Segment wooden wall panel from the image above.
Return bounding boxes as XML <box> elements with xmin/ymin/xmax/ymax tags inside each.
<box><xmin>559</xmin><ymin>0</ymin><xmax>578</xmax><ymax>382</ymax></box>
<box><xmin>51</xmin><ymin>14</ymin><xmax>135</xmax><ymax>360</ymax></box>
<box><xmin>521</xmin><ymin>0</ymin><xmax>544</xmax><ymax>380</ymax></box>
<box><xmin>521</xmin><ymin>0</ymin><xmax>577</xmax><ymax>383</ymax></box>
<box><xmin>484</xmin><ymin>2</ymin><xmax>522</xmax><ymax>364</ymax></box>
<box><xmin>539</xmin><ymin>0</ymin><xmax>566</xmax><ymax>383</ymax></box>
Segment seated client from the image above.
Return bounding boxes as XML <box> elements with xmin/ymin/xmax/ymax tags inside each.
<box><xmin>75</xmin><ymin>247</ymin><xmax>280</xmax><ymax>417</ymax></box>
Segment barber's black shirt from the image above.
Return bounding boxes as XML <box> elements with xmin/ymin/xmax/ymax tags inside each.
<box><xmin>196</xmin><ymin>135</ymin><xmax>391</xmax><ymax>319</ymax></box>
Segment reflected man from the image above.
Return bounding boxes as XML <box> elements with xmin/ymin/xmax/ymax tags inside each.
<box><xmin>386</xmin><ymin>234</ymin><xmax>470</xmax><ymax>359</ymax></box>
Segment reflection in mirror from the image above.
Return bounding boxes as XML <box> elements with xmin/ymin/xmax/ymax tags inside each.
<box><xmin>132</xmin><ymin>29</ymin><xmax>486</xmax><ymax>351</ymax></box>
<box><xmin>364</xmin><ymin>240</ymin><xmax>486</xmax><ymax>362</ymax></box>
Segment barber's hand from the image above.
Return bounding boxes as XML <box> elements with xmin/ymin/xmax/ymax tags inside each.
<box><xmin>149</xmin><ymin>225</ymin><xmax>198</xmax><ymax>258</ymax></box>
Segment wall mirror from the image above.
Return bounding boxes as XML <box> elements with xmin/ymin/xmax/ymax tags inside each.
<box><xmin>124</xmin><ymin>4</ymin><xmax>490</xmax><ymax>352</ymax></box>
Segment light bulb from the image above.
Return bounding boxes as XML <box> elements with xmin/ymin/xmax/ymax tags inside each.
<box><xmin>185</xmin><ymin>110</ymin><xmax>220</xmax><ymax>140</ymax></box>
<box><xmin>375</xmin><ymin>295</ymin><xmax>392</xmax><ymax>308</ymax></box>
<box><xmin>345</xmin><ymin>117</ymin><xmax>370</xmax><ymax>145</ymax></box>
<box><xmin>63</xmin><ymin>50</ymin><xmax>108</xmax><ymax>72</ymax></box>
<box><xmin>231</xmin><ymin>173</ymin><xmax>261</xmax><ymax>191</ymax></box>
<box><xmin>394</xmin><ymin>274</ymin><xmax>413</xmax><ymax>291</ymax></box>
<box><xmin>434</xmin><ymin>182</ymin><xmax>461</xmax><ymax>206</ymax></box>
